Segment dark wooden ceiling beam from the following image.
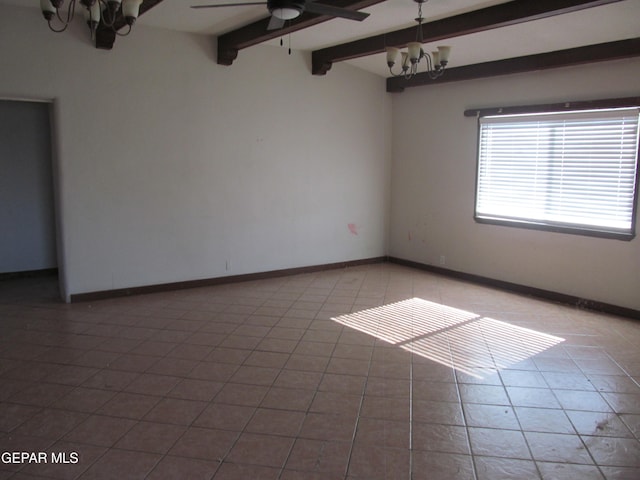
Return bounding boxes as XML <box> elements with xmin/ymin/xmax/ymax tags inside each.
<box><xmin>312</xmin><ymin>0</ymin><xmax>625</xmax><ymax>75</ymax></box>
<box><xmin>96</xmin><ymin>0</ymin><xmax>165</xmax><ymax>50</ymax></box>
<box><xmin>386</xmin><ymin>37</ymin><xmax>640</xmax><ymax>92</ymax></box>
<box><xmin>216</xmin><ymin>0</ymin><xmax>385</xmax><ymax>66</ymax></box>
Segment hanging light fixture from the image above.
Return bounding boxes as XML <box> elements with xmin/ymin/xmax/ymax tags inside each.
<box><xmin>40</xmin><ymin>0</ymin><xmax>143</xmax><ymax>38</ymax></box>
<box><xmin>386</xmin><ymin>0</ymin><xmax>450</xmax><ymax>80</ymax></box>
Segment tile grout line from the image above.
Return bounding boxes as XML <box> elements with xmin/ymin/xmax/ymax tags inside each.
<box><xmin>337</xmin><ymin>267</ymin><xmax>382</xmax><ymax>479</ymax></box>
<box><xmin>409</xmin><ymin>305</ymin><xmax>414</xmax><ymax>480</ymax></box>
<box><xmin>497</xmin><ymin>369</ymin><xmax>545</xmax><ymax>479</ymax></box>
<box><xmin>440</xmin><ymin>260</ymin><xmax>480</xmax><ymax>480</ymax></box>
<box><xmin>453</xmin><ymin>365</ymin><xmax>480</xmax><ymax>480</ymax></box>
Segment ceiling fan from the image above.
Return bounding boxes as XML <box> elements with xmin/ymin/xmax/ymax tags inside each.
<box><xmin>191</xmin><ymin>0</ymin><xmax>370</xmax><ymax>30</ymax></box>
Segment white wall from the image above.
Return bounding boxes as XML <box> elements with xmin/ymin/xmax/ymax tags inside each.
<box><xmin>390</xmin><ymin>58</ymin><xmax>640</xmax><ymax>311</ymax></box>
<box><xmin>0</xmin><ymin>5</ymin><xmax>391</xmax><ymax>300</ymax></box>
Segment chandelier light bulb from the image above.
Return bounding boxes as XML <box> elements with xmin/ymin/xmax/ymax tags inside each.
<box><xmin>123</xmin><ymin>0</ymin><xmax>143</xmax><ymax>25</ymax></box>
<box><xmin>40</xmin><ymin>0</ymin><xmax>56</xmax><ymax>19</ymax></box>
<box><xmin>437</xmin><ymin>46</ymin><xmax>451</xmax><ymax>65</ymax></box>
<box><xmin>431</xmin><ymin>50</ymin><xmax>440</xmax><ymax>66</ymax></box>
<box><xmin>386</xmin><ymin>47</ymin><xmax>399</xmax><ymax>67</ymax></box>
<box><xmin>407</xmin><ymin>42</ymin><xmax>422</xmax><ymax>63</ymax></box>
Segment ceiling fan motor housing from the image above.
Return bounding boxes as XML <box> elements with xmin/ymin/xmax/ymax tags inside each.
<box><xmin>268</xmin><ymin>0</ymin><xmax>306</xmax><ymax>19</ymax></box>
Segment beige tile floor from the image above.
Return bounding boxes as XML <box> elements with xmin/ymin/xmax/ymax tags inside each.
<box><xmin>1</xmin><ymin>263</ymin><xmax>639</xmax><ymax>479</ymax></box>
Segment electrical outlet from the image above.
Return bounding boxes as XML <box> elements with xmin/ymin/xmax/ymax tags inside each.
<box><xmin>225</xmin><ymin>260</ymin><xmax>231</xmax><ymax>271</ymax></box>
<box><xmin>439</xmin><ymin>255</ymin><xmax>446</xmax><ymax>266</ymax></box>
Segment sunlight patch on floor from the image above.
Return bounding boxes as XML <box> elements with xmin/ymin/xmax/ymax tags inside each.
<box><xmin>332</xmin><ymin>298</ymin><xmax>565</xmax><ymax>378</ymax></box>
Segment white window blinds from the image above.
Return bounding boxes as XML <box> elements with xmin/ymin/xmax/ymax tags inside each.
<box><xmin>476</xmin><ymin>108</ymin><xmax>640</xmax><ymax>238</ymax></box>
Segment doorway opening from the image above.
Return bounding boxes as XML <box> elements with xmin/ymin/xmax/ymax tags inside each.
<box><xmin>0</xmin><ymin>99</ymin><xmax>62</xmax><ymax>300</ymax></box>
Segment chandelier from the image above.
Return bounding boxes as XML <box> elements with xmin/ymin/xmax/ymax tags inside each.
<box><xmin>39</xmin><ymin>0</ymin><xmax>143</xmax><ymax>37</ymax></box>
<box><xmin>386</xmin><ymin>0</ymin><xmax>451</xmax><ymax>80</ymax></box>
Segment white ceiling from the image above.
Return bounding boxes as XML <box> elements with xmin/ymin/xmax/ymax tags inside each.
<box><xmin>8</xmin><ymin>0</ymin><xmax>640</xmax><ymax>77</ymax></box>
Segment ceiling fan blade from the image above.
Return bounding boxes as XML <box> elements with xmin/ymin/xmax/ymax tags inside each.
<box><xmin>267</xmin><ymin>15</ymin><xmax>286</xmax><ymax>30</ymax></box>
<box><xmin>191</xmin><ymin>2</ymin><xmax>266</xmax><ymax>8</ymax></box>
<box><xmin>303</xmin><ymin>2</ymin><xmax>369</xmax><ymax>21</ymax></box>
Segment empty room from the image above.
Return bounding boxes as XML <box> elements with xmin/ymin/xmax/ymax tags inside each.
<box><xmin>0</xmin><ymin>0</ymin><xmax>639</xmax><ymax>479</ymax></box>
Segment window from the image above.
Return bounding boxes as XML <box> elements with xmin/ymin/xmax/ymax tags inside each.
<box><xmin>475</xmin><ymin>107</ymin><xmax>640</xmax><ymax>239</ymax></box>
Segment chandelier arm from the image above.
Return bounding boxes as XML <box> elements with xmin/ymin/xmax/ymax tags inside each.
<box><xmin>428</xmin><ymin>60</ymin><xmax>442</xmax><ymax>79</ymax></box>
<box><xmin>47</xmin><ymin>19</ymin><xmax>70</xmax><ymax>33</ymax></box>
<box><xmin>99</xmin><ymin>0</ymin><xmax>118</xmax><ymax>29</ymax></box>
<box><xmin>403</xmin><ymin>62</ymin><xmax>417</xmax><ymax>80</ymax></box>
<box><xmin>431</xmin><ymin>55</ymin><xmax>446</xmax><ymax>79</ymax></box>
<box><xmin>116</xmin><ymin>24</ymin><xmax>133</xmax><ymax>36</ymax></box>
<box><xmin>423</xmin><ymin>51</ymin><xmax>433</xmax><ymax>72</ymax></box>
<box><xmin>56</xmin><ymin>0</ymin><xmax>75</xmax><ymax>26</ymax></box>
<box><xmin>47</xmin><ymin>0</ymin><xmax>74</xmax><ymax>32</ymax></box>
<box><xmin>55</xmin><ymin>6</ymin><xmax>64</xmax><ymax>23</ymax></box>
<box><xmin>388</xmin><ymin>61</ymin><xmax>410</xmax><ymax>78</ymax></box>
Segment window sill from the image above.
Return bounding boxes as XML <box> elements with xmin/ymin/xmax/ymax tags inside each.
<box><xmin>474</xmin><ymin>215</ymin><xmax>636</xmax><ymax>241</ymax></box>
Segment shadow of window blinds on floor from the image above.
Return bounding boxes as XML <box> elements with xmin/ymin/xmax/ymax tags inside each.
<box><xmin>332</xmin><ymin>297</ymin><xmax>565</xmax><ymax>378</ymax></box>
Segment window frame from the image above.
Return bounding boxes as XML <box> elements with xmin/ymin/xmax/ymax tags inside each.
<box><xmin>470</xmin><ymin>100</ymin><xmax>640</xmax><ymax>241</ymax></box>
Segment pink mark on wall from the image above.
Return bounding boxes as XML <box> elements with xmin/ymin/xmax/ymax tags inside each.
<box><xmin>348</xmin><ymin>223</ymin><xmax>359</xmax><ymax>235</ymax></box>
